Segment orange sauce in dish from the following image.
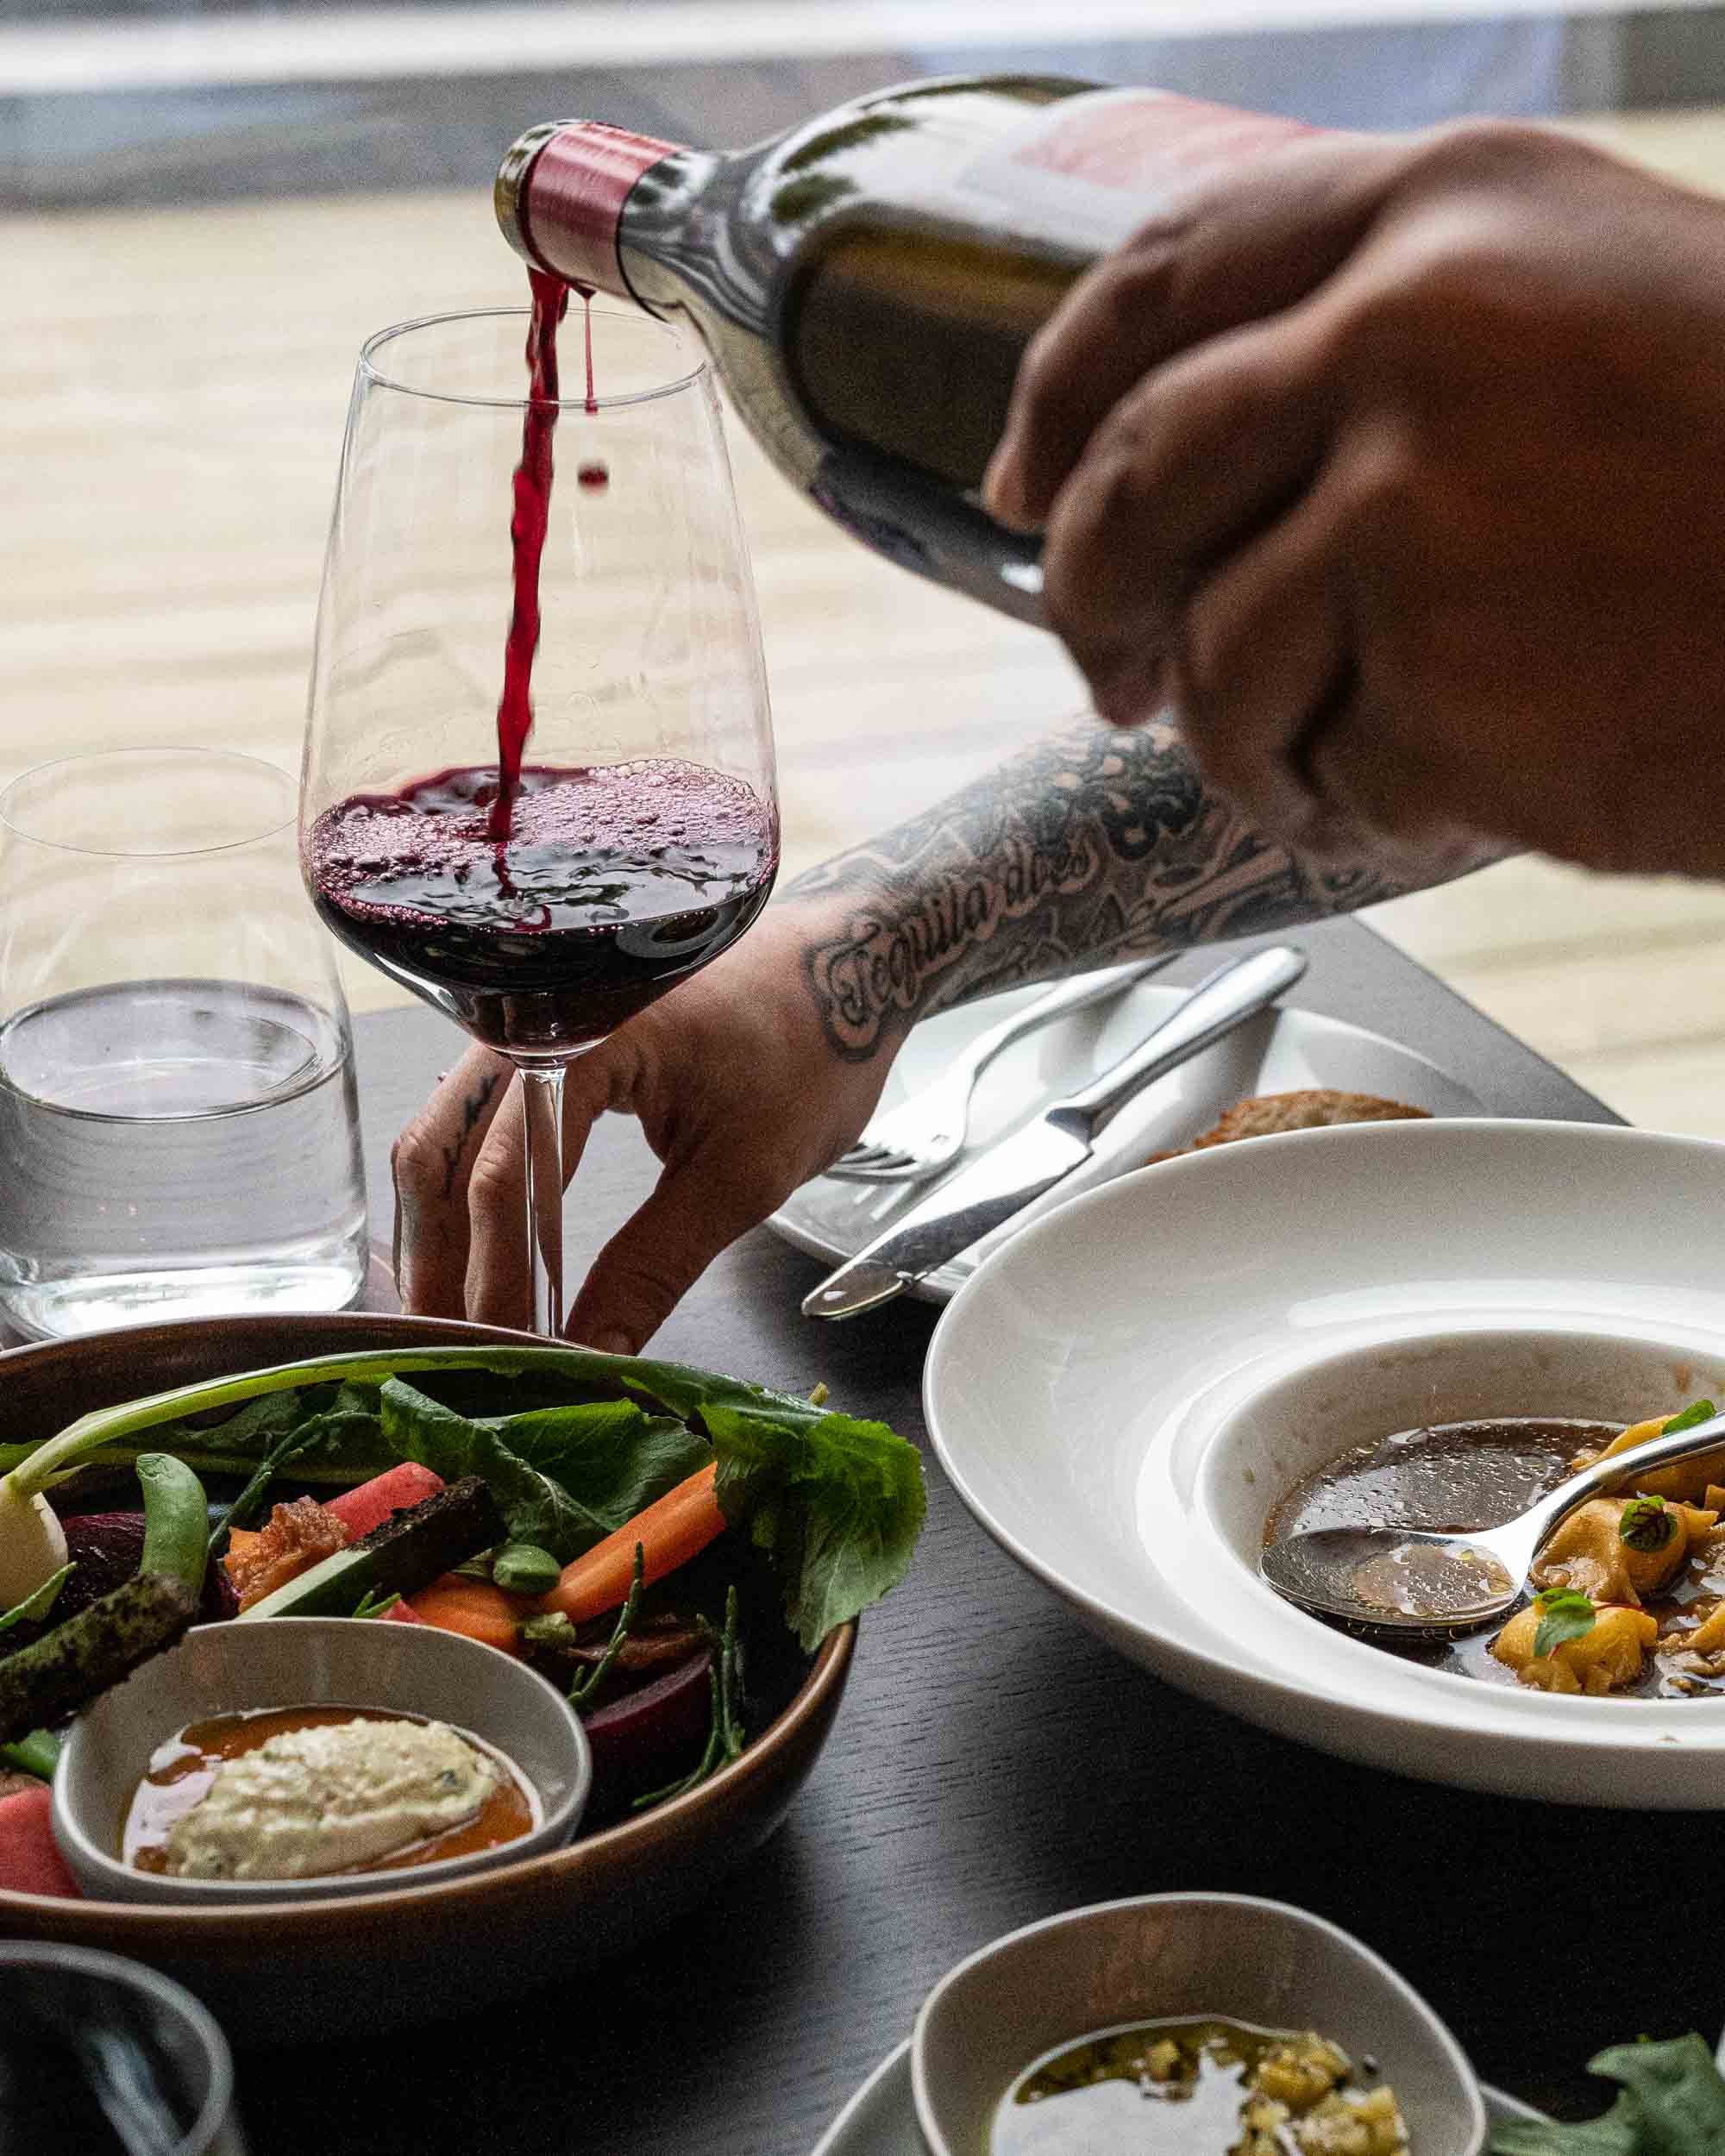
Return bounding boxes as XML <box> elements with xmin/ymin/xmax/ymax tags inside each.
<box><xmin>124</xmin><ymin>1704</ymin><xmax>536</xmax><ymax>1877</ymax></box>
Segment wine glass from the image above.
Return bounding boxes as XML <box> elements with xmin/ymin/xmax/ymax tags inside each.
<box><xmin>300</xmin><ymin>300</ymin><xmax>779</xmax><ymax>1335</ymax></box>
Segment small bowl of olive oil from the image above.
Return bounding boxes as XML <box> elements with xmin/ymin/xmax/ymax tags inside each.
<box><xmin>911</xmin><ymin>1892</ymin><xmax>1485</xmax><ymax>2156</ymax></box>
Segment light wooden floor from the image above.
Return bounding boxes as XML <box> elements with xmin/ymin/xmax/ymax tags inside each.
<box><xmin>6</xmin><ymin>102</ymin><xmax>1725</xmax><ymax>1135</ymax></box>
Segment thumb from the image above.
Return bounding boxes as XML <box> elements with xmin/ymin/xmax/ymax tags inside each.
<box><xmin>565</xmin><ymin>1158</ymin><xmax>781</xmax><ymax>1355</ymax></box>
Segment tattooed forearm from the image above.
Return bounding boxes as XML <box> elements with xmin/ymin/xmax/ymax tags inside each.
<box><xmin>782</xmin><ymin>713</ymin><xmax>1493</xmax><ymax>1059</ymax></box>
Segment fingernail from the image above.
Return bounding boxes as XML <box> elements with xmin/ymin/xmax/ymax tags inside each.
<box><xmin>1093</xmin><ymin>654</ymin><xmax>1165</xmax><ymax>727</ymax></box>
<box><xmin>391</xmin><ymin>1189</ymin><xmax>413</xmax><ymax>1306</ymax></box>
<box><xmin>981</xmin><ymin>442</ymin><xmax>1020</xmax><ymax>524</ymax></box>
<box><xmin>583</xmin><ymin>1328</ymin><xmax>635</xmax><ymax>1358</ymax></box>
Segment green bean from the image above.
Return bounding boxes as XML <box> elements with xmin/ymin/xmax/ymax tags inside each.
<box><xmin>137</xmin><ymin>1454</ymin><xmax>209</xmax><ymax>1599</ymax></box>
<box><xmin>492</xmin><ymin>1543</ymin><xmax>561</xmax><ymax>1596</ymax></box>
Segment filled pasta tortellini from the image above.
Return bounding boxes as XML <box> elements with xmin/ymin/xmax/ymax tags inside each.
<box><xmin>1490</xmin><ymin>1414</ymin><xmax>1725</xmax><ymax>1696</ymax></box>
<box><xmin>1490</xmin><ymin>1600</ymin><xmax>1658</xmax><ymax>1694</ymax></box>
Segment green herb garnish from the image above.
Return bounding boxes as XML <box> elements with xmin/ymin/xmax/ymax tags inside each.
<box><xmin>1661</xmin><ymin>1399</ymin><xmax>1717</xmax><ymax>1435</ymax></box>
<box><xmin>568</xmin><ymin>1545</ymin><xmax>645</xmax><ymax>1709</ymax></box>
<box><xmin>1533</xmin><ymin>1587</ymin><xmax>1597</xmax><ymax>1660</ymax></box>
<box><xmin>351</xmin><ymin>1588</ymin><xmax>401</xmax><ymax>1620</ymax></box>
<box><xmin>634</xmin><ymin>1584</ymin><xmax>746</xmax><ymax>1808</ymax></box>
<box><xmin>1620</xmin><ymin>1495</ymin><xmax>1678</xmax><ymax>1553</ymax></box>
<box><xmin>0</xmin><ymin>1564</ymin><xmax>72</xmax><ymax>1635</ymax></box>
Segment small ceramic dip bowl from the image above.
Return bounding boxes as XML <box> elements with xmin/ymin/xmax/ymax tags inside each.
<box><xmin>53</xmin><ymin>1618</ymin><xmax>590</xmax><ymax>1905</ymax></box>
<box><xmin>912</xmin><ymin>1892</ymin><xmax>1486</xmax><ymax>2156</ymax></box>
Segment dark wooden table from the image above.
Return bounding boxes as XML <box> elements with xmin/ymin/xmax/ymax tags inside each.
<box><xmin>236</xmin><ymin>919</ymin><xmax>1661</xmax><ymax>2149</ymax></box>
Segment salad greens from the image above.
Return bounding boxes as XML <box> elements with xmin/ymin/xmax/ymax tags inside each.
<box><xmin>0</xmin><ymin>1344</ymin><xmax>925</xmax><ymax>1648</ymax></box>
<box><xmin>1490</xmin><ymin>2035</ymin><xmax>1725</xmax><ymax>2154</ymax></box>
<box><xmin>709</xmin><ymin>1401</ymin><xmax>928</xmax><ymax>1651</ymax></box>
<box><xmin>380</xmin><ymin>1380</ymin><xmax>706</xmax><ymax>1565</ymax></box>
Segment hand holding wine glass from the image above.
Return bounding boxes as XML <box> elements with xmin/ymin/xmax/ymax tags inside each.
<box><xmin>390</xmin><ymin>901</ymin><xmax>895</xmax><ymax>1349</ymax></box>
<box><xmin>300</xmin><ymin>298</ymin><xmax>778</xmax><ymax>1335</ymax></box>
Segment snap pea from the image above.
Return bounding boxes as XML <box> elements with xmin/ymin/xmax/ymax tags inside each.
<box><xmin>137</xmin><ymin>1454</ymin><xmax>209</xmax><ymax>1600</ymax></box>
<box><xmin>492</xmin><ymin>1543</ymin><xmax>561</xmax><ymax>1596</ymax></box>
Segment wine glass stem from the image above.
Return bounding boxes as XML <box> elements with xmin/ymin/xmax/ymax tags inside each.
<box><xmin>519</xmin><ymin>1063</ymin><xmax>567</xmax><ymax>1337</ymax></box>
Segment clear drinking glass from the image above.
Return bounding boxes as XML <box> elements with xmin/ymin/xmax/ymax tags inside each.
<box><xmin>0</xmin><ymin>749</ymin><xmax>369</xmax><ymax>1338</ymax></box>
<box><xmin>0</xmin><ymin>1941</ymin><xmax>247</xmax><ymax>2155</ymax></box>
<box><xmin>299</xmin><ymin>302</ymin><xmax>778</xmax><ymax>1335</ymax></box>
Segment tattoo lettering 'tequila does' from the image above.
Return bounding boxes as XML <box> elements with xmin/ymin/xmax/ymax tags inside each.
<box><xmin>784</xmin><ymin>715</ymin><xmax>1448</xmax><ymax>1061</ymax></box>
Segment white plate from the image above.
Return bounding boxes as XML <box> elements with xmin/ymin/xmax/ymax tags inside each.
<box><xmin>923</xmin><ymin>1119</ymin><xmax>1725</xmax><ymax>1808</ymax></box>
<box><xmin>769</xmin><ymin>980</ymin><xmax>1481</xmax><ymax>1301</ymax></box>
<box><xmin>809</xmin><ymin>2039</ymin><xmax>1544</xmax><ymax>2154</ymax></box>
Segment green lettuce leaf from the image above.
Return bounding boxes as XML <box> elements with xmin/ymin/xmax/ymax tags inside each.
<box><xmin>380</xmin><ymin>1381</ymin><xmax>708</xmax><ymax>1564</ymax></box>
<box><xmin>1490</xmin><ymin>2036</ymin><xmax>1725</xmax><ymax>2154</ymax></box>
<box><xmin>706</xmin><ymin>1404</ymin><xmax>926</xmax><ymax>1651</ymax></box>
<box><xmin>489</xmin><ymin>1398</ymin><xmax>710</xmax><ymax>1530</ymax></box>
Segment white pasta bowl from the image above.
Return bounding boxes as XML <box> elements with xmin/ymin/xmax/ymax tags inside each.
<box><xmin>922</xmin><ymin>1118</ymin><xmax>1725</xmax><ymax>1808</ymax></box>
<box><xmin>53</xmin><ymin>1617</ymin><xmax>591</xmax><ymax>1904</ymax></box>
<box><xmin>912</xmin><ymin>1893</ymin><xmax>1486</xmax><ymax>2156</ymax></box>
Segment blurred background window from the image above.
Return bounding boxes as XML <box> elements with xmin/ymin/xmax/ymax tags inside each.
<box><xmin>3</xmin><ymin>0</ymin><xmax>1640</xmax><ymax>212</ymax></box>
<box><xmin>8</xmin><ymin>0</ymin><xmax>1725</xmax><ymax>1132</ymax></box>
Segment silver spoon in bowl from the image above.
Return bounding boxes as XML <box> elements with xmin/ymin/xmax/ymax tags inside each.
<box><xmin>1261</xmin><ymin>1407</ymin><xmax>1725</xmax><ymax>1640</ymax></box>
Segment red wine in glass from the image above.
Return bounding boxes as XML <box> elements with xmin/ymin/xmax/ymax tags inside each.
<box><xmin>306</xmin><ymin>760</ymin><xmax>777</xmax><ymax>1055</ymax></box>
<box><xmin>304</xmin><ymin>292</ymin><xmax>775</xmax><ymax>1333</ymax></box>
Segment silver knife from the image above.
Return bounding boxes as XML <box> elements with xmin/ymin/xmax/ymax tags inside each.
<box><xmin>801</xmin><ymin>943</ymin><xmax>1309</xmax><ymax>1319</ymax></box>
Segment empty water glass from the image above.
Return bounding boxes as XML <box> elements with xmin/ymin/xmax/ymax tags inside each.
<box><xmin>0</xmin><ymin>748</ymin><xmax>368</xmax><ymax>1338</ymax></box>
<box><xmin>0</xmin><ymin>1941</ymin><xmax>246</xmax><ymax>2155</ymax></box>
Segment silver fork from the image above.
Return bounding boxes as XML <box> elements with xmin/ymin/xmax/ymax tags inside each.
<box><xmin>825</xmin><ymin>955</ymin><xmax>1177</xmax><ymax>1181</ymax></box>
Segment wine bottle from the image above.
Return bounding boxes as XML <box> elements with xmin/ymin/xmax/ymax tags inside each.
<box><xmin>495</xmin><ymin>77</ymin><xmax>1317</xmax><ymax>623</ymax></box>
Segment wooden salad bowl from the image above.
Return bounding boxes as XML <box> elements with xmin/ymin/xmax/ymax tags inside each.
<box><xmin>0</xmin><ymin>1313</ymin><xmax>856</xmax><ymax>2040</ymax></box>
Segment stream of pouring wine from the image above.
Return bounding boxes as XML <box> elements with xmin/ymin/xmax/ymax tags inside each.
<box><xmin>488</xmin><ymin>268</ymin><xmax>574</xmax><ymax>843</ymax></box>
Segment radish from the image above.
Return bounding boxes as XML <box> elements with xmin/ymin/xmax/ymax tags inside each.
<box><xmin>323</xmin><ymin>1462</ymin><xmax>444</xmax><ymax>1540</ymax></box>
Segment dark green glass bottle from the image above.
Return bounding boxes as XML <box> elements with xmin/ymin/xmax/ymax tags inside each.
<box><xmin>496</xmin><ymin>78</ymin><xmax>1312</xmax><ymax>620</ymax></box>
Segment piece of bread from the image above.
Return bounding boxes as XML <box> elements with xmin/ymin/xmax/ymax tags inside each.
<box><xmin>1148</xmin><ymin>1088</ymin><xmax>1429</xmax><ymax>1164</ymax></box>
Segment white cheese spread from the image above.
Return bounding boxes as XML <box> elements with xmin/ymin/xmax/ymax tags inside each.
<box><xmin>161</xmin><ymin>1716</ymin><xmax>499</xmax><ymax>1880</ymax></box>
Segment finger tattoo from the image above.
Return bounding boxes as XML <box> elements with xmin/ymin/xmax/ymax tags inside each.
<box><xmin>441</xmin><ymin>1071</ymin><xmax>503</xmax><ymax>1199</ymax></box>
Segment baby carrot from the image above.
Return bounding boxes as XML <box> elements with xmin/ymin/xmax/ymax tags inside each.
<box><xmin>409</xmin><ymin>1573</ymin><xmax>524</xmax><ymax>1655</ymax></box>
<box><xmin>538</xmin><ymin>1463</ymin><xmax>724</xmax><ymax>1623</ymax></box>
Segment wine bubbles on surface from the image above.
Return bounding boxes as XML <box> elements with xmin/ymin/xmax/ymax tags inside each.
<box><xmin>306</xmin><ymin>759</ymin><xmax>778</xmax><ymax>1055</ymax></box>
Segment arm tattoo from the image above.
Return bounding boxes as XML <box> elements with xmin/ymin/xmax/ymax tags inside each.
<box><xmin>782</xmin><ymin>713</ymin><xmax>1490</xmax><ymax>1060</ymax></box>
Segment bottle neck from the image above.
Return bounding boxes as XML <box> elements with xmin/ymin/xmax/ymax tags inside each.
<box><xmin>499</xmin><ymin>120</ymin><xmax>684</xmax><ymax>294</ymax></box>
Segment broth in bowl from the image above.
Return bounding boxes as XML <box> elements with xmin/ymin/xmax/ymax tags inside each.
<box><xmin>1266</xmin><ymin>1407</ymin><xmax>1725</xmax><ymax>1697</ymax></box>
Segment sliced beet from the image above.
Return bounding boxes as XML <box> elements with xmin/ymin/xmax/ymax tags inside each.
<box><xmin>581</xmin><ymin>1646</ymin><xmax>712</xmax><ymax>1822</ymax></box>
<box><xmin>57</xmin><ymin>1514</ymin><xmax>147</xmax><ymax>1610</ymax></box>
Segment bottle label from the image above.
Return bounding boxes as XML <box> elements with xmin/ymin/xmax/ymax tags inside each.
<box><xmin>521</xmin><ymin>122</ymin><xmax>679</xmax><ymax>291</ymax></box>
<box><xmin>957</xmin><ymin>86</ymin><xmax>1320</xmax><ymax>250</ymax></box>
